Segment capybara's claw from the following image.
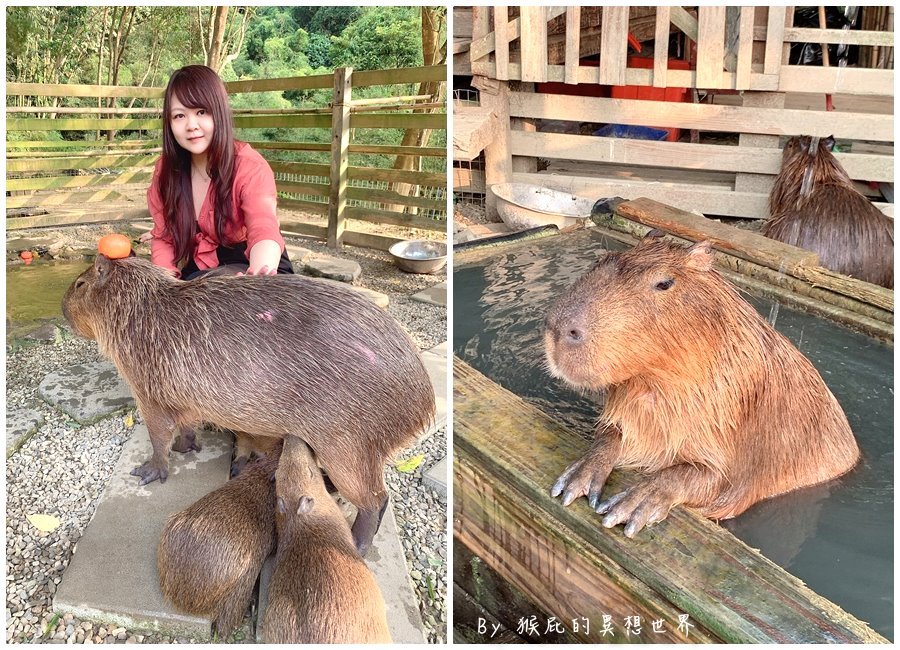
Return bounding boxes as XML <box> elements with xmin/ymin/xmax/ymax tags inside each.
<box><xmin>551</xmin><ymin>459</ymin><xmax>611</xmax><ymax>507</ymax></box>
<box><xmin>598</xmin><ymin>485</ymin><xmax>673</xmax><ymax>538</ymax></box>
<box><xmin>131</xmin><ymin>461</ymin><xmax>168</xmax><ymax>485</ymax></box>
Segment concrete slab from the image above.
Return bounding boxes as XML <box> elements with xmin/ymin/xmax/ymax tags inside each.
<box><xmin>285</xmin><ymin>244</ymin><xmax>313</xmax><ymax>266</ymax></box>
<box><xmin>422</xmin><ymin>456</ymin><xmax>447</xmax><ymax>502</ymax></box>
<box><xmin>256</xmin><ymin>503</ymin><xmax>425</xmax><ymax>643</ymax></box>
<box><xmin>53</xmin><ymin>425</ymin><xmax>233</xmax><ymax>638</ymax></box>
<box><xmin>421</xmin><ymin>342</ymin><xmax>448</xmax><ymax>435</ymax></box>
<box><xmin>303</xmin><ymin>256</ymin><xmax>361</xmax><ymax>283</ymax></box>
<box><xmin>411</xmin><ymin>282</ymin><xmax>447</xmax><ymax>307</ymax></box>
<box><xmin>314</xmin><ymin>277</ymin><xmax>389</xmax><ymax>308</ymax></box>
<box><xmin>37</xmin><ymin>361</ymin><xmax>134</xmax><ymax>424</ymax></box>
<box><xmin>6</xmin><ymin>407</ymin><xmax>44</xmax><ymax>455</ymax></box>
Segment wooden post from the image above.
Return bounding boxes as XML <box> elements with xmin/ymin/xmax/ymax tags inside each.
<box><xmin>327</xmin><ymin>67</ymin><xmax>352</xmax><ymax>248</ymax></box>
<box><xmin>734</xmin><ymin>91</ymin><xmax>785</xmax><ymax>206</ymax></box>
<box><xmin>474</xmin><ymin>76</ymin><xmax>511</xmax><ymax>222</ymax></box>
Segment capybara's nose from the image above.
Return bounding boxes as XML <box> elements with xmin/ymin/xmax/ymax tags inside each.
<box><xmin>563</xmin><ymin>326</ymin><xmax>585</xmax><ymax>346</ymax></box>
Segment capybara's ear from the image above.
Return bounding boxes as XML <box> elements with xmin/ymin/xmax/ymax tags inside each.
<box><xmin>824</xmin><ymin>135</ymin><xmax>836</xmax><ymax>151</ymax></box>
<box><xmin>276</xmin><ymin>497</ymin><xmax>286</xmax><ymax>515</ymax></box>
<box><xmin>297</xmin><ymin>496</ymin><xmax>314</xmax><ymax>514</ymax></box>
<box><xmin>94</xmin><ymin>254</ymin><xmax>113</xmax><ymax>286</ymax></box>
<box><xmin>644</xmin><ymin>228</ymin><xmax>666</xmax><ymax>240</ymax></box>
<box><xmin>685</xmin><ymin>241</ymin><xmax>715</xmax><ymax>271</ymax></box>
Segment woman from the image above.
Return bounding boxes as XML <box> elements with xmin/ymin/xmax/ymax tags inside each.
<box><xmin>147</xmin><ymin>65</ymin><xmax>292</xmax><ymax>279</ymax></box>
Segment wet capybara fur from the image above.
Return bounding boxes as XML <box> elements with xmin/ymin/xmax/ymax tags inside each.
<box><xmin>63</xmin><ymin>255</ymin><xmax>435</xmax><ymax>554</ymax></box>
<box><xmin>157</xmin><ymin>445</ymin><xmax>281</xmax><ymax>637</ymax></box>
<box><xmin>544</xmin><ymin>233</ymin><xmax>859</xmax><ymax>537</ymax></box>
<box><xmin>261</xmin><ymin>437</ymin><xmax>391</xmax><ymax>644</ymax></box>
<box><xmin>763</xmin><ymin>135</ymin><xmax>893</xmax><ymax>288</ymax></box>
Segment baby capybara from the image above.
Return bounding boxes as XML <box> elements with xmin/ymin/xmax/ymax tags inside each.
<box><xmin>63</xmin><ymin>255</ymin><xmax>435</xmax><ymax>555</ymax></box>
<box><xmin>261</xmin><ymin>437</ymin><xmax>391</xmax><ymax>644</ymax></box>
<box><xmin>763</xmin><ymin>134</ymin><xmax>893</xmax><ymax>288</ymax></box>
<box><xmin>157</xmin><ymin>445</ymin><xmax>280</xmax><ymax>637</ymax></box>
<box><xmin>544</xmin><ymin>232</ymin><xmax>859</xmax><ymax>537</ymax></box>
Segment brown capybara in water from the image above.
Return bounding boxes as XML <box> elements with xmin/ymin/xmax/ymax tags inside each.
<box><xmin>63</xmin><ymin>255</ymin><xmax>435</xmax><ymax>555</ymax></box>
<box><xmin>763</xmin><ymin>134</ymin><xmax>893</xmax><ymax>288</ymax></box>
<box><xmin>261</xmin><ymin>437</ymin><xmax>391</xmax><ymax>644</ymax></box>
<box><xmin>544</xmin><ymin>232</ymin><xmax>859</xmax><ymax>537</ymax></box>
<box><xmin>157</xmin><ymin>444</ymin><xmax>280</xmax><ymax>637</ymax></box>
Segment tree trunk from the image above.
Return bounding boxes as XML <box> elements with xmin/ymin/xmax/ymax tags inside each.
<box><xmin>387</xmin><ymin>7</ymin><xmax>446</xmax><ymax>214</ymax></box>
<box><xmin>206</xmin><ymin>6</ymin><xmax>229</xmax><ymax>71</ymax></box>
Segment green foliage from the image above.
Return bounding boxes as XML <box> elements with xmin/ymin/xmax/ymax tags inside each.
<box><xmin>330</xmin><ymin>7</ymin><xmax>422</xmax><ymax>71</ymax></box>
<box><xmin>306</xmin><ymin>33</ymin><xmax>331</xmax><ymax>70</ymax></box>
<box><xmin>308</xmin><ymin>7</ymin><xmax>361</xmax><ymax>36</ymax></box>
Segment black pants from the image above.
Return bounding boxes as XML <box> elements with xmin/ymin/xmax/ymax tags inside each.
<box><xmin>181</xmin><ymin>242</ymin><xmax>294</xmax><ymax>280</ymax></box>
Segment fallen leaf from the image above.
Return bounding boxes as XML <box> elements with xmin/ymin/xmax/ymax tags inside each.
<box><xmin>395</xmin><ymin>454</ymin><xmax>425</xmax><ymax>473</ymax></box>
<box><xmin>27</xmin><ymin>514</ymin><xmax>60</xmax><ymax>533</ymax></box>
<box><xmin>124</xmin><ymin>412</ymin><xmax>134</xmax><ymax>428</ymax></box>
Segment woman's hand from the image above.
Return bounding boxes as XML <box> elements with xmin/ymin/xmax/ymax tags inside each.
<box><xmin>244</xmin><ymin>239</ymin><xmax>282</xmax><ymax>275</ymax></box>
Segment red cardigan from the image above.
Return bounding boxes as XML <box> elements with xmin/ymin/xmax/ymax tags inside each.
<box><xmin>147</xmin><ymin>141</ymin><xmax>285</xmax><ymax>275</ymax></box>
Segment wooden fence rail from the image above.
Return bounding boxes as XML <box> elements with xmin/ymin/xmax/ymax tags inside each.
<box><xmin>6</xmin><ymin>65</ymin><xmax>448</xmax><ymax>249</ymax></box>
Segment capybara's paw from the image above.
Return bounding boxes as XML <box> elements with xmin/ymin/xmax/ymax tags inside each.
<box><xmin>130</xmin><ymin>461</ymin><xmax>169</xmax><ymax>486</ymax></box>
<box><xmin>596</xmin><ymin>484</ymin><xmax>675</xmax><ymax>538</ymax></box>
<box><xmin>171</xmin><ymin>430</ymin><xmax>201</xmax><ymax>454</ymax></box>
<box><xmin>550</xmin><ymin>458</ymin><xmax>612</xmax><ymax>509</ymax></box>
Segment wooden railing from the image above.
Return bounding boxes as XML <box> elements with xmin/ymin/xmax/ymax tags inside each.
<box><xmin>7</xmin><ymin>65</ymin><xmax>448</xmax><ymax>249</ymax></box>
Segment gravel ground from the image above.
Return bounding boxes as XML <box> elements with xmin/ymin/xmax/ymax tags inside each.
<box><xmin>5</xmin><ymin>226</ymin><xmax>448</xmax><ymax>644</ymax></box>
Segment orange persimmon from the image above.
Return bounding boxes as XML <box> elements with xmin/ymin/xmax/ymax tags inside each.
<box><xmin>97</xmin><ymin>234</ymin><xmax>132</xmax><ymax>259</ymax></box>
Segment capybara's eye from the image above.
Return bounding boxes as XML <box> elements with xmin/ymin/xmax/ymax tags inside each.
<box><xmin>654</xmin><ymin>279</ymin><xmax>675</xmax><ymax>291</ymax></box>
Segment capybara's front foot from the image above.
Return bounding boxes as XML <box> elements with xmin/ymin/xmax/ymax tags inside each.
<box><xmin>171</xmin><ymin>427</ymin><xmax>201</xmax><ymax>454</ymax></box>
<box><xmin>596</xmin><ymin>483</ymin><xmax>677</xmax><ymax>538</ymax></box>
<box><xmin>130</xmin><ymin>459</ymin><xmax>169</xmax><ymax>485</ymax></box>
<box><xmin>551</xmin><ymin>457</ymin><xmax>614</xmax><ymax>509</ymax></box>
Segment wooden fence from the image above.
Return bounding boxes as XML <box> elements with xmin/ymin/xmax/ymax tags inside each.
<box><xmin>454</xmin><ymin>7</ymin><xmax>893</xmax><ymax>221</ymax></box>
<box><xmin>7</xmin><ymin>65</ymin><xmax>447</xmax><ymax>250</ymax></box>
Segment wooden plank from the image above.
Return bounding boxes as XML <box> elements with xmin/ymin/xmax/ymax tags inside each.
<box><xmin>346</xmin><ymin>187</ymin><xmax>446</xmax><ymax>212</ymax></box>
<box><xmin>328</xmin><ymin>67</ymin><xmax>352</xmax><ymax>248</ymax></box>
<box><xmin>277</xmin><ymin>198</ymin><xmax>329</xmax><ymax>215</ymax></box>
<box><xmin>352</xmin><ymin>65</ymin><xmax>447</xmax><ymax>87</ymax></box>
<box><xmin>494</xmin><ymin>7</ymin><xmax>509</xmax><ymax>81</ymax></box>
<box><xmin>5</xmin><ymin>139</ymin><xmax>158</xmax><ymax>150</ymax></box>
<box><xmin>280</xmin><ymin>222</ymin><xmax>404</xmax><ymax>252</ymax></box>
<box><xmin>509</xmin><ymin>131</ymin><xmax>894</xmax><ymax>182</ymax></box>
<box><xmin>669</xmin><ymin>6</ymin><xmax>699</xmax><ymax>42</ymax></box>
<box><xmin>735</xmin><ymin>7</ymin><xmax>756</xmax><ymax>90</ymax></box>
<box><xmin>6</xmin><ymin>106</ymin><xmax>161</xmax><ymax>115</ymax></box>
<box><xmin>512</xmin><ymin>170</ymin><xmax>768</xmax><ymax>218</ymax></box>
<box><xmin>6</xmin><ymin>207</ymin><xmax>150</xmax><ymax>230</ymax></box>
<box><xmin>564</xmin><ymin>7</ymin><xmax>581</xmax><ymax>85</ymax></box>
<box><xmin>474</xmin><ymin>77</ymin><xmax>512</xmax><ymax>220</ymax></box>
<box><xmin>452</xmin><ymin>167</ymin><xmax>486</xmax><ymax>194</ymax></box>
<box><xmin>454</xmin><ymin>359</ymin><xmax>886</xmax><ymax>643</ymax></box>
<box><xmin>344</xmin><ymin>206</ymin><xmax>445</xmax><ymax>232</ymax></box>
<box><xmin>7</xmin><ymin>154</ymin><xmax>157</xmax><ymax>173</ymax></box>
<box><xmin>508</xmin><ymin>92</ymin><xmax>895</xmax><ymax>142</ymax></box>
<box><xmin>8</xmin><ymin>117</ymin><xmax>161</xmax><ymax>131</ymax></box>
<box><xmin>7</xmin><ymin>83</ymin><xmax>164</xmax><ymax>98</ymax></box>
<box><xmin>775</xmin><ymin>66</ymin><xmax>894</xmax><ymax>96</ymax></box>
<box><xmin>5</xmin><ymin>189</ymin><xmax>126</xmax><ymax>209</ymax></box>
<box><xmin>453</xmin><ymin>104</ymin><xmax>498</xmax><ymax>161</ymax></box>
<box><xmin>7</xmin><ymin>147</ymin><xmax>161</xmax><ymax>158</ymax></box>
<box><xmin>653</xmin><ymin>7</ymin><xmax>671</xmax><ymax>88</ymax></box>
<box><xmin>266</xmin><ymin>161</ymin><xmax>331</xmax><ymax>177</ymax></box>
<box><xmin>753</xmin><ymin>26</ymin><xmax>897</xmax><ymax>47</ymax></box>
<box><xmin>519</xmin><ymin>7</ymin><xmax>548</xmax><ymax>82</ymax></box>
<box><xmin>348</xmin><ymin>166</ymin><xmax>446</xmax><ymax>187</ymax></box>
<box><xmin>696</xmin><ymin>7</ymin><xmax>727</xmax><ymax>88</ymax></box>
<box><xmin>276</xmin><ymin>180</ymin><xmax>330</xmax><ymax>197</ymax></box>
<box><xmin>617</xmin><ymin>198</ymin><xmax>893</xmax><ymax>311</ymax></box>
<box><xmin>224</xmin><ymin>74</ymin><xmax>332</xmax><ymax>94</ymax></box>
<box><xmin>5</xmin><ymin>171</ymin><xmax>153</xmax><ymax>192</ymax></box>
<box><xmin>251</xmin><ymin>141</ymin><xmax>446</xmax><ymax>157</ymax></box>
<box><xmin>598</xmin><ymin>7</ymin><xmax>629</xmax><ymax>86</ymax></box>
<box><xmin>349</xmin><ymin>113</ymin><xmax>447</xmax><ymax>130</ymax></box>
<box><xmin>763</xmin><ymin>7</ymin><xmax>787</xmax><ymax>76</ymax></box>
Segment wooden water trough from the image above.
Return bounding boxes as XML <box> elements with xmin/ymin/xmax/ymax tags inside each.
<box><xmin>453</xmin><ymin>198</ymin><xmax>891</xmax><ymax>643</ymax></box>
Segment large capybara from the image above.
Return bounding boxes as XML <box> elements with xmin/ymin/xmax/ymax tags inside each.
<box><xmin>63</xmin><ymin>255</ymin><xmax>435</xmax><ymax>554</ymax></box>
<box><xmin>261</xmin><ymin>436</ymin><xmax>391</xmax><ymax>644</ymax></box>
<box><xmin>544</xmin><ymin>232</ymin><xmax>859</xmax><ymax>538</ymax></box>
<box><xmin>763</xmin><ymin>134</ymin><xmax>893</xmax><ymax>288</ymax></box>
<box><xmin>157</xmin><ymin>444</ymin><xmax>280</xmax><ymax>637</ymax></box>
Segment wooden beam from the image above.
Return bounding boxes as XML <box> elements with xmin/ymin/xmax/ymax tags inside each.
<box><xmin>279</xmin><ymin>223</ymin><xmax>404</xmax><ymax>252</ymax></box>
<box><xmin>669</xmin><ymin>6</ymin><xmax>698</xmax><ymax>42</ymax></box>
<box><xmin>519</xmin><ymin>7</ymin><xmax>548</xmax><ymax>82</ymax></box>
<box><xmin>454</xmin><ymin>359</ymin><xmax>886</xmax><ymax>643</ymax></box>
<box><xmin>564</xmin><ymin>7</ymin><xmax>581</xmax><ymax>86</ymax></box>
<box><xmin>328</xmin><ymin>67</ymin><xmax>352</xmax><ymax>248</ymax></box>
<box><xmin>763</xmin><ymin>7</ymin><xmax>787</xmax><ymax>75</ymax></box>
<box><xmin>696</xmin><ymin>7</ymin><xmax>727</xmax><ymax>88</ymax></box>
<box><xmin>6</xmin><ymin>83</ymin><xmax>164</xmax><ymax>98</ymax></box>
<box><xmin>735</xmin><ymin>6</ymin><xmax>756</xmax><ymax>90</ymax></box>
<box><xmin>598</xmin><ymin>7</ymin><xmax>630</xmax><ymax>85</ymax></box>
<box><xmin>5</xmin><ymin>171</ymin><xmax>153</xmax><ymax>193</ymax></box>
<box><xmin>494</xmin><ymin>7</ymin><xmax>509</xmax><ymax>81</ymax></box>
<box><xmin>753</xmin><ymin>26</ymin><xmax>897</xmax><ymax>47</ymax></box>
<box><xmin>343</xmin><ymin>206</ymin><xmax>444</xmax><ymax>232</ymax></box>
<box><xmin>453</xmin><ymin>104</ymin><xmax>499</xmax><ymax>161</ymax></box>
<box><xmin>6</xmin><ymin>208</ymin><xmax>150</xmax><ymax>230</ymax></box>
<box><xmin>653</xmin><ymin>7</ymin><xmax>671</xmax><ymax>88</ymax></box>
<box><xmin>508</xmin><ymin>92</ymin><xmax>894</xmax><ymax>142</ymax></box>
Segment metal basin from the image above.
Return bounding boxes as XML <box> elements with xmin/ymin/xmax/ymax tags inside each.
<box><xmin>389</xmin><ymin>240</ymin><xmax>447</xmax><ymax>274</ymax></box>
<box><xmin>490</xmin><ymin>183</ymin><xmax>595</xmax><ymax>231</ymax></box>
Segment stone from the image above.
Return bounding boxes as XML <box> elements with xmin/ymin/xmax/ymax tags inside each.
<box><xmin>6</xmin><ymin>407</ymin><xmax>44</xmax><ymax>455</ymax></box>
<box><xmin>37</xmin><ymin>361</ymin><xmax>134</xmax><ymax>424</ymax></box>
<box><xmin>303</xmin><ymin>257</ymin><xmax>361</xmax><ymax>283</ymax></box>
<box><xmin>422</xmin><ymin>457</ymin><xmax>447</xmax><ymax>502</ymax></box>
<box><xmin>284</xmin><ymin>245</ymin><xmax>313</xmax><ymax>266</ymax></box>
<box><xmin>420</xmin><ymin>342</ymin><xmax>447</xmax><ymax>436</ymax></box>
<box><xmin>411</xmin><ymin>282</ymin><xmax>447</xmax><ymax>308</ymax></box>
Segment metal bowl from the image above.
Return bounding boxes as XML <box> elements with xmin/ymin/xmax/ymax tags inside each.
<box><xmin>490</xmin><ymin>183</ymin><xmax>595</xmax><ymax>231</ymax></box>
<box><xmin>388</xmin><ymin>240</ymin><xmax>448</xmax><ymax>274</ymax></box>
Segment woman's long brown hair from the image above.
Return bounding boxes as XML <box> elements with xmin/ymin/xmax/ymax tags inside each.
<box><xmin>159</xmin><ymin>65</ymin><xmax>236</xmax><ymax>266</ymax></box>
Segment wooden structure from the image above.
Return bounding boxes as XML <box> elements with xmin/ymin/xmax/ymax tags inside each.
<box><xmin>453</xmin><ymin>7</ymin><xmax>893</xmax><ymax>220</ymax></box>
<box><xmin>7</xmin><ymin>65</ymin><xmax>447</xmax><ymax>251</ymax></box>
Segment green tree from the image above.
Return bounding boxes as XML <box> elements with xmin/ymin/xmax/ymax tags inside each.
<box><xmin>330</xmin><ymin>7</ymin><xmax>421</xmax><ymax>70</ymax></box>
